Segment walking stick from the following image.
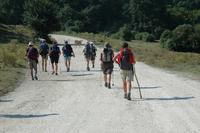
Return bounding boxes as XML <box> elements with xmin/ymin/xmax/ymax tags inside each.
<box><xmin>112</xmin><ymin>70</ymin><xmax>114</xmax><ymax>86</ymax></box>
<box><xmin>134</xmin><ymin>72</ymin><xmax>142</xmax><ymax>99</ymax></box>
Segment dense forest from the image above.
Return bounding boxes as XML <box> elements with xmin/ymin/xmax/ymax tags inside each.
<box><xmin>0</xmin><ymin>0</ymin><xmax>200</xmax><ymax>52</ymax></box>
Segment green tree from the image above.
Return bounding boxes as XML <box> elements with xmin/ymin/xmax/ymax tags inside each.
<box><xmin>0</xmin><ymin>0</ymin><xmax>25</xmax><ymax>24</ymax></box>
<box><xmin>128</xmin><ymin>0</ymin><xmax>167</xmax><ymax>34</ymax></box>
<box><xmin>23</xmin><ymin>0</ymin><xmax>60</xmax><ymax>38</ymax></box>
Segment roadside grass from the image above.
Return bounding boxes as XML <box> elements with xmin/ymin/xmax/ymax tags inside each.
<box><xmin>56</xmin><ymin>31</ymin><xmax>200</xmax><ymax>80</ymax></box>
<box><xmin>0</xmin><ymin>24</ymin><xmax>34</xmax><ymax>96</ymax></box>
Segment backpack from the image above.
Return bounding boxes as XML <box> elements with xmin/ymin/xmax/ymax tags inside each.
<box><xmin>84</xmin><ymin>44</ymin><xmax>92</xmax><ymax>56</ymax></box>
<box><xmin>102</xmin><ymin>48</ymin><xmax>113</xmax><ymax>63</ymax></box>
<box><xmin>62</xmin><ymin>44</ymin><xmax>73</xmax><ymax>56</ymax></box>
<box><xmin>120</xmin><ymin>48</ymin><xmax>132</xmax><ymax>70</ymax></box>
<box><xmin>28</xmin><ymin>47</ymin><xmax>38</xmax><ymax>60</ymax></box>
<box><xmin>50</xmin><ymin>45</ymin><xmax>60</xmax><ymax>57</ymax></box>
<box><xmin>91</xmin><ymin>45</ymin><xmax>96</xmax><ymax>56</ymax></box>
<box><xmin>39</xmin><ymin>43</ymin><xmax>49</xmax><ymax>55</ymax></box>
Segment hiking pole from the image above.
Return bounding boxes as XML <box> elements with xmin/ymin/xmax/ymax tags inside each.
<box><xmin>134</xmin><ymin>72</ymin><xmax>142</xmax><ymax>99</ymax></box>
<box><xmin>112</xmin><ymin>70</ymin><xmax>114</xmax><ymax>86</ymax></box>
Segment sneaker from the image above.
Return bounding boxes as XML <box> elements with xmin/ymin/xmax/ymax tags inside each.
<box><xmin>108</xmin><ymin>83</ymin><xmax>111</xmax><ymax>89</ymax></box>
<box><xmin>35</xmin><ymin>76</ymin><xmax>38</xmax><ymax>80</ymax></box>
<box><xmin>104</xmin><ymin>82</ymin><xmax>107</xmax><ymax>87</ymax></box>
<box><xmin>124</xmin><ymin>94</ymin><xmax>127</xmax><ymax>99</ymax></box>
<box><xmin>127</xmin><ymin>93</ymin><xmax>131</xmax><ymax>100</ymax></box>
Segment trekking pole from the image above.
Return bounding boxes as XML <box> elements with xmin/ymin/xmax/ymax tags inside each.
<box><xmin>112</xmin><ymin>70</ymin><xmax>114</xmax><ymax>86</ymax></box>
<box><xmin>134</xmin><ymin>69</ymin><xmax>142</xmax><ymax>99</ymax></box>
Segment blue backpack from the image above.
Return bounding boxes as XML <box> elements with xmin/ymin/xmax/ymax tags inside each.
<box><xmin>39</xmin><ymin>43</ymin><xmax>49</xmax><ymax>55</ymax></box>
<box><xmin>62</xmin><ymin>44</ymin><xmax>73</xmax><ymax>57</ymax></box>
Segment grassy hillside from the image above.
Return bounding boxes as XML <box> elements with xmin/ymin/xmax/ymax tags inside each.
<box><xmin>57</xmin><ymin>31</ymin><xmax>200</xmax><ymax>80</ymax></box>
<box><xmin>0</xmin><ymin>24</ymin><xmax>34</xmax><ymax>96</ymax></box>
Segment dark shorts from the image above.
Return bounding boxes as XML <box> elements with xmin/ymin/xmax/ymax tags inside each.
<box><xmin>50</xmin><ymin>56</ymin><xmax>59</xmax><ymax>64</ymax></box>
<box><xmin>91</xmin><ymin>55</ymin><xmax>96</xmax><ymax>61</ymax></box>
<box><xmin>101</xmin><ymin>62</ymin><xmax>114</xmax><ymax>74</ymax></box>
<box><xmin>85</xmin><ymin>54</ymin><xmax>91</xmax><ymax>60</ymax></box>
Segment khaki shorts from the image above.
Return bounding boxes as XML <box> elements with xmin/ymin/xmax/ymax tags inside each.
<box><xmin>41</xmin><ymin>54</ymin><xmax>48</xmax><ymax>59</ymax></box>
<box><xmin>120</xmin><ymin>70</ymin><xmax>134</xmax><ymax>81</ymax></box>
<box><xmin>29</xmin><ymin>59</ymin><xmax>37</xmax><ymax>70</ymax></box>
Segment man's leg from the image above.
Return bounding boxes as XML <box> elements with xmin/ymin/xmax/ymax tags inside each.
<box><xmin>42</xmin><ymin>57</ymin><xmax>44</xmax><ymax>71</ymax></box>
<box><xmin>86</xmin><ymin>58</ymin><xmax>90</xmax><ymax>71</ymax></box>
<box><xmin>55</xmin><ymin>63</ymin><xmax>58</xmax><ymax>75</ymax></box>
<box><xmin>44</xmin><ymin>58</ymin><xmax>48</xmax><ymax>72</ymax></box>
<box><xmin>104</xmin><ymin>74</ymin><xmax>107</xmax><ymax>87</ymax></box>
<box><xmin>127</xmin><ymin>80</ymin><xmax>132</xmax><ymax>100</ymax></box>
<box><xmin>107</xmin><ymin>74</ymin><xmax>111</xmax><ymax>88</ymax></box>
<box><xmin>52</xmin><ymin>63</ymin><xmax>55</xmax><ymax>74</ymax></box>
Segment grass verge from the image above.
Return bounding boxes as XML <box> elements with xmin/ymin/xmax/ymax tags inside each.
<box><xmin>56</xmin><ymin>31</ymin><xmax>200</xmax><ymax>80</ymax></box>
<box><xmin>0</xmin><ymin>24</ymin><xmax>34</xmax><ymax>96</ymax></box>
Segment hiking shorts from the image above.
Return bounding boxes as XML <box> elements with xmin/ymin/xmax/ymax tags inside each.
<box><xmin>101</xmin><ymin>62</ymin><xmax>114</xmax><ymax>74</ymax></box>
<box><xmin>29</xmin><ymin>59</ymin><xmax>37</xmax><ymax>70</ymax></box>
<box><xmin>64</xmin><ymin>56</ymin><xmax>71</xmax><ymax>61</ymax></box>
<box><xmin>50</xmin><ymin>56</ymin><xmax>59</xmax><ymax>64</ymax></box>
<box><xmin>91</xmin><ymin>55</ymin><xmax>96</xmax><ymax>61</ymax></box>
<box><xmin>41</xmin><ymin>54</ymin><xmax>48</xmax><ymax>59</ymax></box>
<box><xmin>120</xmin><ymin>70</ymin><xmax>134</xmax><ymax>81</ymax></box>
<box><xmin>85</xmin><ymin>54</ymin><xmax>91</xmax><ymax>60</ymax></box>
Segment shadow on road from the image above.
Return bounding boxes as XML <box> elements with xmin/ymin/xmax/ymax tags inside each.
<box><xmin>0</xmin><ymin>113</ymin><xmax>59</xmax><ymax>119</ymax></box>
<box><xmin>114</xmin><ymin>86</ymin><xmax>161</xmax><ymax>90</ymax></box>
<box><xmin>0</xmin><ymin>100</ymin><xmax>14</xmax><ymax>103</ymax></box>
<box><xmin>38</xmin><ymin>79</ymin><xmax>75</xmax><ymax>82</ymax></box>
<box><xmin>134</xmin><ymin>86</ymin><xmax>161</xmax><ymax>89</ymax></box>
<box><xmin>71</xmin><ymin>73</ymin><xmax>94</xmax><ymax>77</ymax></box>
<box><xmin>133</xmin><ymin>96</ymin><xmax>194</xmax><ymax>101</ymax></box>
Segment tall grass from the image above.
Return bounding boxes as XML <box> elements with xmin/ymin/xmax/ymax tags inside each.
<box><xmin>0</xmin><ymin>43</ymin><xmax>26</xmax><ymax>69</ymax></box>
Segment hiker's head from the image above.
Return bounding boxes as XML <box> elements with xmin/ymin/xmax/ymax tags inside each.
<box><xmin>122</xmin><ymin>42</ymin><xmax>128</xmax><ymax>48</ymax></box>
<box><xmin>104</xmin><ymin>42</ymin><xmax>111</xmax><ymax>48</ymax></box>
<box><xmin>64</xmin><ymin>40</ymin><xmax>68</xmax><ymax>45</ymax></box>
<box><xmin>28</xmin><ymin>42</ymin><xmax>34</xmax><ymax>47</ymax></box>
<box><xmin>53</xmin><ymin>41</ymin><xmax>58</xmax><ymax>46</ymax></box>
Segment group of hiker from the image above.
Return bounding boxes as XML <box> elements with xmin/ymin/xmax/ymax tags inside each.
<box><xmin>26</xmin><ymin>40</ymin><xmax>136</xmax><ymax>100</ymax></box>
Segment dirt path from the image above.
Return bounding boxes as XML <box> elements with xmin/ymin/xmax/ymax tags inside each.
<box><xmin>0</xmin><ymin>35</ymin><xmax>200</xmax><ymax>133</ymax></box>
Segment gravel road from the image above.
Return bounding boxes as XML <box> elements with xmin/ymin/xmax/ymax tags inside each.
<box><xmin>0</xmin><ymin>35</ymin><xmax>200</xmax><ymax>133</ymax></box>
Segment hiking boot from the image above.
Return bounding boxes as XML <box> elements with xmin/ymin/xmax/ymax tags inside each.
<box><xmin>35</xmin><ymin>76</ymin><xmax>38</xmax><ymax>80</ymax></box>
<box><xmin>108</xmin><ymin>83</ymin><xmax>111</xmax><ymax>89</ymax></box>
<box><xmin>124</xmin><ymin>93</ymin><xmax>127</xmax><ymax>99</ymax></box>
<box><xmin>45</xmin><ymin>70</ymin><xmax>47</xmax><ymax>72</ymax></box>
<box><xmin>55</xmin><ymin>73</ymin><xmax>58</xmax><ymax>75</ymax></box>
<box><xmin>127</xmin><ymin>93</ymin><xmax>131</xmax><ymax>100</ymax></box>
<box><xmin>67</xmin><ymin>68</ymin><xmax>70</xmax><ymax>72</ymax></box>
<box><xmin>92</xmin><ymin>64</ymin><xmax>94</xmax><ymax>68</ymax></box>
<box><xmin>31</xmin><ymin>77</ymin><xmax>34</xmax><ymax>80</ymax></box>
<box><xmin>87</xmin><ymin>67</ymin><xmax>90</xmax><ymax>71</ymax></box>
<box><xmin>52</xmin><ymin>71</ymin><xmax>55</xmax><ymax>75</ymax></box>
<box><xmin>104</xmin><ymin>82</ymin><xmax>107</xmax><ymax>87</ymax></box>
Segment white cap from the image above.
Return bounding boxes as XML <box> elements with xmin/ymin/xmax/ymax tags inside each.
<box><xmin>28</xmin><ymin>42</ymin><xmax>33</xmax><ymax>46</ymax></box>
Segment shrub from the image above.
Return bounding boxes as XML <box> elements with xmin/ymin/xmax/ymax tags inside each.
<box><xmin>118</xmin><ymin>25</ymin><xmax>133</xmax><ymax>41</ymax></box>
<box><xmin>135</xmin><ymin>32</ymin><xmax>155</xmax><ymax>42</ymax></box>
<box><xmin>160</xmin><ymin>24</ymin><xmax>200</xmax><ymax>53</ymax></box>
<box><xmin>160</xmin><ymin>30</ymin><xmax>173</xmax><ymax>48</ymax></box>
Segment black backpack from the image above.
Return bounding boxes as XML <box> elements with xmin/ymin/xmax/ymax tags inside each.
<box><xmin>84</xmin><ymin>44</ymin><xmax>92</xmax><ymax>56</ymax></box>
<box><xmin>102</xmin><ymin>48</ymin><xmax>113</xmax><ymax>63</ymax></box>
<box><xmin>120</xmin><ymin>48</ymin><xmax>132</xmax><ymax>70</ymax></box>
